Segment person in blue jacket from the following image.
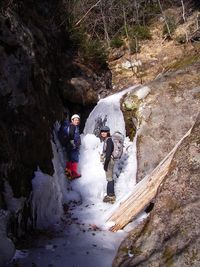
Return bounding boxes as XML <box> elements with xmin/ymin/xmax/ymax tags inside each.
<box><xmin>65</xmin><ymin>114</ymin><xmax>81</xmax><ymax>179</ymax></box>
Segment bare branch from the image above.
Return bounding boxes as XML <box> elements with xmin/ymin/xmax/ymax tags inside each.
<box><xmin>75</xmin><ymin>0</ymin><xmax>102</xmax><ymax>27</ymax></box>
<box><xmin>157</xmin><ymin>0</ymin><xmax>172</xmax><ymax>38</ymax></box>
<box><xmin>181</xmin><ymin>0</ymin><xmax>186</xmax><ymax>23</ymax></box>
<box><xmin>123</xmin><ymin>6</ymin><xmax>134</xmax><ymax>75</ymax></box>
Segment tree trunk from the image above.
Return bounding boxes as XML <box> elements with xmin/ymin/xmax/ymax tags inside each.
<box><xmin>100</xmin><ymin>3</ymin><xmax>110</xmax><ymax>46</ymax></box>
<box><xmin>157</xmin><ymin>0</ymin><xmax>171</xmax><ymax>38</ymax></box>
<box><xmin>106</xmin><ymin>127</ymin><xmax>192</xmax><ymax>232</ymax></box>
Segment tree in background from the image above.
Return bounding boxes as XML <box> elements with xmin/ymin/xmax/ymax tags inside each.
<box><xmin>62</xmin><ymin>0</ymin><xmax>197</xmax><ymax>61</ymax></box>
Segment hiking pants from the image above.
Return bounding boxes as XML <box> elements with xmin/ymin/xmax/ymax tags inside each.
<box><xmin>66</xmin><ymin>148</ymin><xmax>79</xmax><ymax>163</ymax></box>
<box><xmin>105</xmin><ymin>158</ymin><xmax>115</xmax><ymax>182</ymax></box>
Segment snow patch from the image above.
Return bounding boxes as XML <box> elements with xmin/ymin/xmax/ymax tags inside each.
<box><xmin>134</xmin><ymin>86</ymin><xmax>150</xmax><ymax>99</ymax></box>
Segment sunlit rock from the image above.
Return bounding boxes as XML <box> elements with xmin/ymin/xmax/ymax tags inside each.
<box><xmin>113</xmin><ymin>113</ymin><xmax>200</xmax><ymax>267</ymax></box>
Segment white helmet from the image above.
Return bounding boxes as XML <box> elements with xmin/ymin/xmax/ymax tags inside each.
<box><xmin>71</xmin><ymin>114</ymin><xmax>80</xmax><ymax>120</ymax></box>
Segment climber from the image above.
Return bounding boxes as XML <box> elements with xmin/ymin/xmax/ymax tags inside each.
<box><xmin>100</xmin><ymin>126</ymin><xmax>116</xmax><ymax>204</ymax></box>
<box><xmin>65</xmin><ymin>114</ymin><xmax>82</xmax><ymax>179</ymax></box>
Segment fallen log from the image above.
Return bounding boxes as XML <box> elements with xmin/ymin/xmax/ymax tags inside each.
<box><xmin>106</xmin><ymin>127</ymin><xmax>192</xmax><ymax>232</ymax></box>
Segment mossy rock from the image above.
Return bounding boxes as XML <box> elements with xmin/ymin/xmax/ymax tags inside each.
<box><xmin>123</xmin><ymin>99</ymin><xmax>138</xmax><ymax>111</ymax></box>
<box><xmin>122</xmin><ymin>95</ymin><xmax>140</xmax><ymax>111</ymax></box>
<box><xmin>121</xmin><ymin>94</ymin><xmax>140</xmax><ymax>140</ymax></box>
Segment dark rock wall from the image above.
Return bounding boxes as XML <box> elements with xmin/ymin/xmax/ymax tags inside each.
<box><xmin>0</xmin><ymin>0</ymin><xmax>111</xmax><ymax>234</ymax></box>
<box><xmin>0</xmin><ymin>1</ymin><xmax>65</xmax><ymax>204</ymax></box>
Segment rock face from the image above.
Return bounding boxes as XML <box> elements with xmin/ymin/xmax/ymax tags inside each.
<box><xmin>115</xmin><ymin>58</ymin><xmax>200</xmax><ymax>266</ymax></box>
<box><xmin>0</xmin><ymin>210</ymin><xmax>15</xmax><ymax>267</ymax></box>
<box><xmin>122</xmin><ymin>61</ymin><xmax>200</xmax><ymax>182</ymax></box>
<box><xmin>113</xmin><ymin>113</ymin><xmax>200</xmax><ymax>267</ymax></box>
<box><xmin>61</xmin><ymin>62</ymin><xmax>112</xmax><ymax>105</ymax></box>
<box><xmin>0</xmin><ymin>0</ymin><xmax>111</xmax><ymax>253</ymax></box>
<box><xmin>0</xmin><ymin>1</ymin><xmax>64</xmax><ymax>205</ymax></box>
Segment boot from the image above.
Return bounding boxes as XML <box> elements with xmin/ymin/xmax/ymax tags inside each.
<box><xmin>65</xmin><ymin>162</ymin><xmax>72</xmax><ymax>178</ymax></box>
<box><xmin>103</xmin><ymin>195</ymin><xmax>116</xmax><ymax>204</ymax></box>
<box><xmin>103</xmin><ymin>181</ymin><xmax>116</xmax><ymax>204</ymax></box>
<box><xmin>71</xmin><ymin>162</ymin><xmax>81</xmax><ymax>179</ymax></box>
<box><xmin>107</xmin><ymin>181</ymin><xmax>115</xmax><ymax>196</ymax></box>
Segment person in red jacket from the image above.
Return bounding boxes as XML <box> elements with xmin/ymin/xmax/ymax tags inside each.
<box><xmin>65</xmin><ymin>114</ymin><xmax>81</xmax><ymax>179</ymax></box>
<box><xmin>100</xmin><ymin>126</ymin><xmax>116</xmax><ymax>204</ymax></box>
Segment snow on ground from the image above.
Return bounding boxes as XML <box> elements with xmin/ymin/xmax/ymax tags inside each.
<box><xmin>71</xmin><ymin>133</ymin><xmax>138</xmax><ymax>228</ymax></box>
<box><xmin>6</xmin><ymin>85</ymin><xmax>148</xmax><ymax>267</ymax></box>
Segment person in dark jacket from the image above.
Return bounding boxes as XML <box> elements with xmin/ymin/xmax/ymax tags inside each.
<box><xmin>100</xmin><ymin>126</ymin><xmax>116</xmax><ymax>204</ymax></box>
<box><xmin>65</xmin><ymin>114</ymin><xmax>81</xmax><ymax>179</ymax></box>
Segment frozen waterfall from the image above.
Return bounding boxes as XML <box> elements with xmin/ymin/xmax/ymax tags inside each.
<box><xmin>31</xmin><ymin>85</ymin><xmax>139</xmax><ymax>229</ymax></box>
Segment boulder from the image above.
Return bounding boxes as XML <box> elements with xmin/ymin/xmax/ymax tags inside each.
<box><xmin>113</xmin><ymin>113</ymin><xmax>200</xmax><ymax>266</ymax></box>
<box><xmin>64</xmin><ymin>77</ymin><xmax>98</xmax><ymax>105</ymax></box>
<box><xmin>125</xmin><ymin>62</ymin><xmax>200</xmax><ymax>182</ymax></box>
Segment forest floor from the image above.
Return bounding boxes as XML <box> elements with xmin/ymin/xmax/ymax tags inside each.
<box><xmin>108</xmin><ymin>11</ymin><xmax>200</xmax><ymax>91</ymax></box>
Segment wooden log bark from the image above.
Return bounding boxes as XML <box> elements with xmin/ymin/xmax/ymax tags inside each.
<box><xmin>106</xmin><ymin>128</ymin><xmax>192</xmax><ymax>232</ymax></box>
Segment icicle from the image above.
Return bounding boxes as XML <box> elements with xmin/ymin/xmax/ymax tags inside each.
<box><xmin>31</xmin><ymin>128</ymin><xmax>81</xmax><ymax>229</ymax></box>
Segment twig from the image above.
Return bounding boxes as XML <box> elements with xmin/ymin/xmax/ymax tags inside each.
<box><xmin>75</xmin><ymin>0</ymin><xmax>102</xmax><ymax>27</ymax></box>
<box><xmin>123</xmin><ymin>6</ymin><xmax>134</xmax><ymax>75</ymax></box>
<box><xmin>100</xmin><ymin>1</ymin><xmax>110</xmax><ymax>46</ymax></box>
<box><xmin>181</xmin><ymin>0</ymin><xmax>186</xmax><ymax>23</ymax></box>
<box><xmin>157</xmin><ymin>0</ymin><xmax>171</xmax><ymax>38</ymax></box>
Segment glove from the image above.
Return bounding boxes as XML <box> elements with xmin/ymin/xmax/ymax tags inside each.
<box><xmin>100</xmin><ymin>154</ymin><xmax>105</xmax><ymax>163</ymax></box>
<box><xmin>70</xmin><ymin>140</ymin><xmax>76</xmax><ymax>149</ymax></box>
<box><xmin>104</xmin><ymin>161</ymin><xmax>108</xmax><ymax>172</ymax></box>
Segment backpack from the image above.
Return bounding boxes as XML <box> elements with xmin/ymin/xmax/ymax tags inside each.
<box><xmin>111</xmin><ymin>131</ymin><xmax>124</xmax><ymax>159</ymax></box>
<box><xmin>58</xmin><ymin>120</ymin><xmax>70</xmax><ymax>146</ymax></box>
